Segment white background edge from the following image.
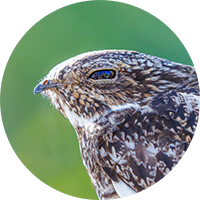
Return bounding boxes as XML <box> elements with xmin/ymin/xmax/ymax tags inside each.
<box><xmin>0</xmin><ymin>0</ymin><xmax>200</xmax><ymax>200</ymax></box>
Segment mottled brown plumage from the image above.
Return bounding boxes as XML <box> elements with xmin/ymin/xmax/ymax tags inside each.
<box><xmin>34</xmin><ymin>50</ymin><xmax>200</xmax><ymax>199</ymax></box>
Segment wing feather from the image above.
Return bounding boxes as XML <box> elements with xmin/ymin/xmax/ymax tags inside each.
<box><xmin>97</xmin><ymin>90</ymin><xmax>199</xmax><ymax>194</ymax></box>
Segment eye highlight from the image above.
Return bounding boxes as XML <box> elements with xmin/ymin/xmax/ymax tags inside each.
<box><xmin>89</xmin><ymin>70</ymin><xmax>116</xmax><ymax>80</ymax></box>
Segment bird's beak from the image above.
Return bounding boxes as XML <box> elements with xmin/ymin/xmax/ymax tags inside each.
<box><xmin>34</xmin><ymin>80</ymin><xmax>60</xmax><ymax>95</ymax></box>
<box><xmin>34</xmin><ymin>82</ymin><xmax>48</xmax><ymax>95</ymax></box>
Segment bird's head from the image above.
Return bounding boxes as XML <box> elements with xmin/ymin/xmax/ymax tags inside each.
<box><xmin>34</xmin><ymin>50</ymin><xmax>195</xmax><ymax>128</ymax></box>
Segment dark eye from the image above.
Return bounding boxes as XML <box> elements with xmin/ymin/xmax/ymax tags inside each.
<box><xmin>89</xmin><ymin>70</ymin><xmax>116</xmax><ymax>80</ymax></box>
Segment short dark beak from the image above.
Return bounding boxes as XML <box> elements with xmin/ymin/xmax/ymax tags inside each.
<box><xmin>33</xmin><ymin>81</ymin><xmax>62</xmax><ymax>95</ymax></box>
<box><xmin>33</xmin><ymin>83</ymin><xmax>46</xmax><ymax>95</ymax></box>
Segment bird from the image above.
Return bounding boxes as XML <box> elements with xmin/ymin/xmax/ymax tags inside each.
<box><xmin>34</xmin><ymin>50</ymin><xmax>200</xmax><ymax>199</ymax></box>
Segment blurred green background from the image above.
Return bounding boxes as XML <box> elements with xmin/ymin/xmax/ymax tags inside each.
<box><xmin>1</xmin><ymin>1</ymin><xmax>193</xmax><ymax>199</ymax></box>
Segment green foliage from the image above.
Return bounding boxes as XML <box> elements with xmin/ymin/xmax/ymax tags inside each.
<box><xmin>1</xmin><ymin>1</ymin><xmax>192</xmax><ymax>199</ymax></box>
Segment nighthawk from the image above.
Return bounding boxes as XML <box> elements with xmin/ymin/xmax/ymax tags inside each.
<box><xmin>34</xmin><ymin>50</ymin><xmax>200</xmax><ymax>199</ymax></box>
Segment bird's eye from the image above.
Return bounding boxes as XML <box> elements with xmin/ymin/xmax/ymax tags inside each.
<box><xmin>43</xmin><ymin>80</ymin><xmax>48</xmax><ymax>85</ymax></box>
<box><xmin>89</xmin><ymin>70</ymin><xmax>116</xmax><ymax>80</ymax></box>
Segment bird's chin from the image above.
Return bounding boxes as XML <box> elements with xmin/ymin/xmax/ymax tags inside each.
<box><xmin>61</xmin><ymin>104</ymin><xmax>82</xmax><ymax>128</ymax></box>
